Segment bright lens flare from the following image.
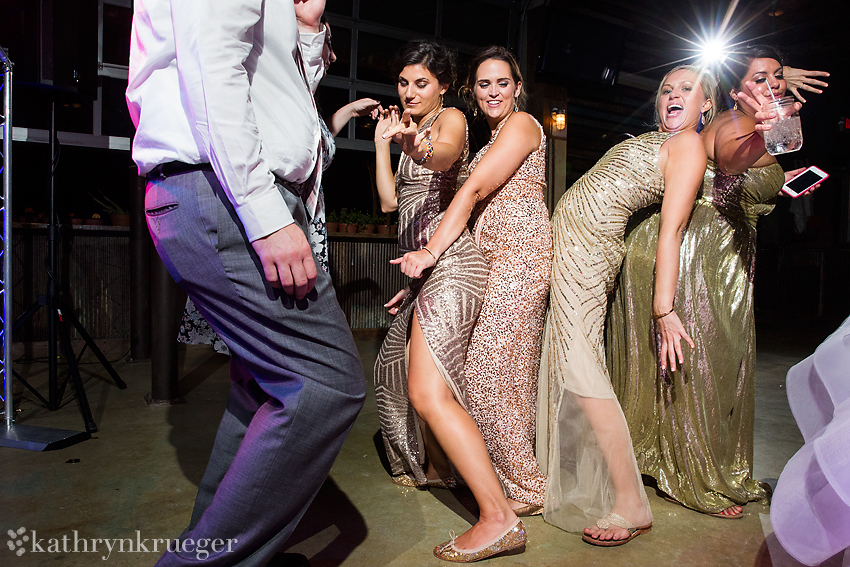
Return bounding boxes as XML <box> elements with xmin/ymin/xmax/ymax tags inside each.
<box><xmin>700</xmin><ymin>39</ymin><xmax>728</xmax><ymax>64</ymax></box>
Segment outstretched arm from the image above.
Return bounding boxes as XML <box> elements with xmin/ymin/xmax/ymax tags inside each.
<box><xmin>328</xmin><ymin>98</ymin><xmax>381</xmax><ymax>136</ymax></box>
<box><xmin>654</xmin><ymin>130</ymin><xmax>705</xmax><ymax>371</ymax></box>
<box><xmin>392</xmin><ymin>113</ymin><xmax>541</xmax><ymax>278</ymax></box>
<box><xmin>381</xmin><ymin>108</ymin><xmax>467</xmax><ymax>172</ymax></box>
<box><xmin>783</xmin><ymin>66</ymin><xmax>829</xmax><ymax>103</ymax></box>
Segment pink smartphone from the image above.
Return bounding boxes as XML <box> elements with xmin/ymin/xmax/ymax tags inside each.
<box><xmin>782</xmin><ymin>166</ymin><xmax>828</xmax><ymax>198</ymax></box>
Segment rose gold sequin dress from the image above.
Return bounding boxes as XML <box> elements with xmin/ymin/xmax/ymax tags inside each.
<box><xmin>465</xmin><ymin>116</ymin><xmax>552</xmax><ymax>507</ymax></box>
<box><xmin>374</xmin><ymin>111</ymin><xmax>489</xmax><ymax>484</ymax></box>
<box><xmin>607</xmin><ymin>161</ymin><xmax>783</xmax><ymax>513</ymax></box>
<box><xmin>538</xmin><ymin>131</ymin><xmax>674</xmax><ymax>531</ymax></box>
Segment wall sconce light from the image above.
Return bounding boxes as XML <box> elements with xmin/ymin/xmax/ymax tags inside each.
<box><xmin>551</xmin><ymin>108</ymin><xmax>566</xmax><ymax>131</ymax></box>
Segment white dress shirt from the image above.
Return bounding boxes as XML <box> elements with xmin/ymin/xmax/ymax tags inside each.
<box><xmin>126</xmin><ymin>0</ymin><xmax>326</xmax><ymax>241</ymax></box>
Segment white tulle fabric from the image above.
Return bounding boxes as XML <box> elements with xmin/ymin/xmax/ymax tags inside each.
<box><xmin>772</xmin><ymin>315</ymin><xmax>850</xmax><ymax>566</ymax></box>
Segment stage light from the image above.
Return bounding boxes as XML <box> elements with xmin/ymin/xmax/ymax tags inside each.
<box><xmin>699</xmin><ymin>38</ymin><xmax>728</xmax><ymax>64</ymax></box>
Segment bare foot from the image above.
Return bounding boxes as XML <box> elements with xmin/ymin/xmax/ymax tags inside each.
<box><xmin>584</xmin><ymin>509</ymin><xmax>651</xmax><ymax>543</ymax></box>
<box><xmin>714</xmin><ymin>505</ymin><xmax>743</xmax><ymax>518</ymax></box>
<box><xmin>451</xmin><ymin>510</ymin><xmax>518</xmax><ymax>551</ymax></box>
<box><xmin>584</xmin><ymin>523</ymin><xmax>632</xmax><ymax>543</ymax></box>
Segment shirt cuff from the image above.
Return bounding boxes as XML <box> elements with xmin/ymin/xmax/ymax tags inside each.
<box><xmin>235</xmin><ymin>188</ymin><xmax>295</xmax><ymax>242</ymax></box>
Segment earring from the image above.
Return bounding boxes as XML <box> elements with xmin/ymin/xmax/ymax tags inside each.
<box><xmin>513</xmin><ymin>102</ymin><xmax>519</xmax><ymax>113</ymax></box>
<box><xmin>733</xmin><ymin>100</ymin><xmax>739</xmax><ymax>111</ymax></box>
<box><xmin>697</xmin><ymin>111</ymin><xmax>704</xmax><ymax>133</ymax></box>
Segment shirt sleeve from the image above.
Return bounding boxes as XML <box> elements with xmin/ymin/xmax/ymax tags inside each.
<box><xmin>171</xmin><ymin>0</ymin><xmax>296</xmax><ymax>241</ymax></box>
<box><xmin>299</xmin><ymin>27</ymin><xmax>327</xmax><ymax>95</ymax></box>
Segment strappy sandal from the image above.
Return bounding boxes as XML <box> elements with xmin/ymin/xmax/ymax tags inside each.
<box><xmin>582</xmin><ymin>512</ymin><xmax>652</xmax><ymax>547</ymax></box>
<box><xmin>662</xmin><ymin>493</ymin><xmax>743</xmax><ymax>519</ymax></box>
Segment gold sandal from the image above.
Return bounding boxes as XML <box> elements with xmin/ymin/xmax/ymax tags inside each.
<box><xmin>582</xmin><ymin>512</ymin><xmax>652</xmax><ymax>547</ymax></box>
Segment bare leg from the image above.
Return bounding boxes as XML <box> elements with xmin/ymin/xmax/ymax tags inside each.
<box><xmin>407</xmin><ymin>314</ymin><xmax>517</xmax><ymax>550</ymax></box>
<box><xmin>578</xmin><ymin>396</ymin><xmax>652</xmax><ymax>542</ymax></box>
<box><xmin>420</xmin><ymin>422</ymin><xmax>453</xmax><ymax>482</ymax></box>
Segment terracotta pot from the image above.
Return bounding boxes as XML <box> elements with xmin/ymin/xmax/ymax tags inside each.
<box><xmin>325</xmin><ymin>221</ymin><xmax>339</xmax><ymax>233</ymax></box>
<box><xmin>346</xmin><ymin>223</ymin><xmax>359</xmax><ymax>234</ymax></box>
<box><xmin>338</xmin><ymin>223</ymin><xmax>348</xmax><ymax>233</ymax></box>
<box><xmin>70</xmin><ymin>218</ymin><xmax>84</xmax><ymax>225</ymax></box>
<box><xmin>377</xmin><ymin>224</ymin><xmax>390</xmax><ymax>235</ymax></box>
<box><xmin>390</xmin><ymin>224</ymin><xmax>398</xmax><ymax>235</ymax></box>
<box><xmin>110</xmin><ymin>213</ymin><xmax>131</xmax><ymax>226</ymax></box>
<box><xmin>363</xmin><ymin>224</ymin><xmax>376</xmax><ymax>234</ymax></box>
<box><xmin>85</xmin><ymin>218</ymin><xmax>105</xmax><ymax>226</ymax></box>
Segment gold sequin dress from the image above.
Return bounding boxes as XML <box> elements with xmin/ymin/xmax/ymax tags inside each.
<box><xmin>538</xmin><ymin>131</ymin><xmax>674</xmax><ymax>531</ymax></box>
<box><xmin>374</xmin><ymin>111</ymin><xmax>489</xmax><ymax>484</ymax></box>
<box><xmin>465</xmin><ymin>117</ymin><xmax>552</xmax><ymax>507</ymax></box>
<box><xmin>606</xmin><ymin>160</ymin><xmax>783</xmax><ymax>513</ymax></box>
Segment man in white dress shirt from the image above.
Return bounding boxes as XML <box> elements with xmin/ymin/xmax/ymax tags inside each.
<box><xmin>126</xmin><ymin>1</ymin><xmax>365</xmax><ymax>564</ymax></box>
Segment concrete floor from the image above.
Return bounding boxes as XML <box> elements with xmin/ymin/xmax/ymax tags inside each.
<box><xmin>0</xmin><ymin>322</ymin><xmax>845</xmax><ymax>567</ymax></box>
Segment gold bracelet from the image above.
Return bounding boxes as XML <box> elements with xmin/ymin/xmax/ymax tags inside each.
<box><xmin>422</xmin><ymin>246</ymin><xmax>438</xmax><ymax>261</ymax></box>
<box><xmin>653</xmin><ymin>306</ymin><xmax>675</xmax><ymax>319</ymax></box>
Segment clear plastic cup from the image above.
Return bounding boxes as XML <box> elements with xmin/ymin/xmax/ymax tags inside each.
<box><xmin>763</xmin><ymin>96</ymin><xmax>803</xmax><ymax>155</ymax></box>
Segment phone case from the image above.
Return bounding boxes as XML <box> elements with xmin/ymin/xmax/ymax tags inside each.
<box><xmin>781</xmin><ymin>166</ymin><xmax>828</xmax><ymax>198</ymax></box>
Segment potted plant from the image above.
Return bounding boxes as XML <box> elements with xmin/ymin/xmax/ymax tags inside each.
<box><xmin>362</xmin><ymin>211</ymin><xmax>377</xmax><ymax>234</ymax></box>
<box><xmin>85</xmin><ymin>213</ymin><xmax>105</xmax><ymax>226</ymax></box>
<box><xmin>376</xmin><ymin>214</ymin><xmax>390</xmax><ymax>235</ymax></box>
<box><xmin>325</xmin><ymin>210</ymin><xmax>339</xmax><ymax>233</ymax></box>
<box><xmin>345</xmin><ymin>210</ymin><xmax>360</xmax><ymax>234</ymax></box>
<box><xmin>69</xmin><ymin>213</ymin><xmax>84</xmax><ymax>226</ymax></box>
<box><xmin>90</xmin><ymin>192</ymin><xmax>130</xmax><ymax>226</ymax></box>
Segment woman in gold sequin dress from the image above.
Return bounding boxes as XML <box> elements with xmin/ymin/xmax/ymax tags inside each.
<box><xmin>373</xmin><ymin>41</ymin><xmax>526</xmax><ymax>561</ymax></box>
<box><xmin>392</xmin><ymin>46</ymin><xmax>553</xmax><ymax>559</ymax></box>
<box><xmin>607</xmin><ymin>47</ymin><xmax>826</xmax><ymax>519</ymax></box>
<box><xmin>537</xmin><ymin>66</ymin><xmax>719</xmax><ymax>545</ymax></box>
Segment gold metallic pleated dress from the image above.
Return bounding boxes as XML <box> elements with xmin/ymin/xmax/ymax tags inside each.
<box><xmin>374</xmin><ymin>111</ymin><xmax>489</xmax><ymax>484</ymax></box>
<box><xmin>606</xmin><ymin>160</ymin><xmax>783</xmax><ymax>513</ymax></box>
<box><xmin>465</xmin><ymin>117</ymin><xmax>552</xmax><ymax>507</ymax></box>
<box><xmin>538</xmin><ymin>131</ymin><xmax>674</xmax><ymax>531</ymax></box>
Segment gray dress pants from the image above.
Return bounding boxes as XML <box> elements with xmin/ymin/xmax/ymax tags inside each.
<box><xmin>145</xmin><ymin>168</ymin><xmax>365</xmax><ymax>566</ymax></box>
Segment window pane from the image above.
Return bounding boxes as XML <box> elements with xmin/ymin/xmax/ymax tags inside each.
<box><xmin>357</xmin><ymin>33</ymin><xmax>407</xmax><ymax>84</ymax></box>
<box><xmin>325</xmin><ymin>0</ymin><xmax>354</xmax><ymax>17</ymax></box>
<box><xmin>442</xmin><ymin>2</ymin><xmax>511</xmax><ymax>47</ymax></box>
<box><xmin>103</xmin><ymin>4</ymin><xmax>132</xmax><ymax>66</ymax></box>
<box><xmin>360</xmin><ymin>1</ymin><xmax>436</xmax><ymax>35</ymax></box>
<box><xmin>326</xmin><ymin>25</ymin><xmax>351</xmax><ymax>79</ymax></box>
<box><xmin>102</xmin><ymin>77</ymin><xmax>135</xmax><ymax>138</ymax></box>
<box><xmin>316</xmin><ymin>86</ymin><xmax>352</xmax><ymax>138</ymax></box>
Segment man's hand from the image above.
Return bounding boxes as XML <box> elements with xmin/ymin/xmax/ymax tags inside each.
<box><xmin>294</xmin><ymin>0</ymin><xmax>326</xmax><ymax>33</ymax></box>
<box><xmin>252</xmin><ymin>223</ymin><xmax>317</xmax><ymax>299</ymax></box>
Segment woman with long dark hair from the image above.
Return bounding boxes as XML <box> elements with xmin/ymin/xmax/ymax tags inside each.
<box><xmin>373</xmin><ymin>40</ymin><xmax>526</xmax><ymax>561</ymax></box>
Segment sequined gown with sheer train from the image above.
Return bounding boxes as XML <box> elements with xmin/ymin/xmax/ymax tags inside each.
<box><xmin>374</xmin><ymin>112</ymin><xmax>489</xmax><ymax>485</ymax></box>
<box><xmin>465</xmin><ymin>117</ymin><xmax>551</xmax><ymax>507</ymax></box>
<box><xmin>538</xmin><ymin>131</ymin><xmax>674</xmax><ymax>531</ymax></box>
<box><xmin>606</xmin><ymin>160</ymin><xmax>783</xmax><ymax>513</ymax></box>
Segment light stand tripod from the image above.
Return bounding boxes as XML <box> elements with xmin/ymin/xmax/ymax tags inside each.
<box><xmin>1</xmin><ymin>50</ymin><xmax>126</xmax><ymax>449</ymax></box>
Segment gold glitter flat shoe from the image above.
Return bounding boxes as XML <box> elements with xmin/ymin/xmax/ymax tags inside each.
<box><xmin>391</xmin><ymin>474</ymin><xmax>458</xmax><ymax>490</ymax></box>
<box><xmin>433</xmin><ymin>520</ymin><xmax>527</xmax><ymax>563</ymax></box>
<box><xmin>427</xmin><ymin>476</ymin><xmax>458</xmax><ymax>490</ymax></box>
<box><xmin>511</xmin><ymin>504</ymin><xmax>543</xmax><ymax>517</ymax></box>
<box><xmin>391</xmin><ymin>474</ymin><xmax>421</xmax><ymax>487</ymax></box>
<box><xmin>581</xmin><ymin>512</ymin><xmax>651</xmax><ymax>547</ymax></box>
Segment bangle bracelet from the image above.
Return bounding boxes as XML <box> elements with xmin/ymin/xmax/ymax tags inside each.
<box><xmin>422</xmin><ymin>246</ymin><xmax>438</xmax><ymax>261</ymax></box>
<box><xmin>654</xmin><ymin>306</ymin><xmax>675</xmax><ymax>319</ymax></box>
<box><xmin>414</xmin><ymin>138</ymin><xmax>434</xmax><ymax>165</ymax></box>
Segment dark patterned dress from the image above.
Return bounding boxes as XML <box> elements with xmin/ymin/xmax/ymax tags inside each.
<box><xmin>374</xmin><ymin>110</ymin><xmax>489</xmax><ymax>484</ymax></box>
